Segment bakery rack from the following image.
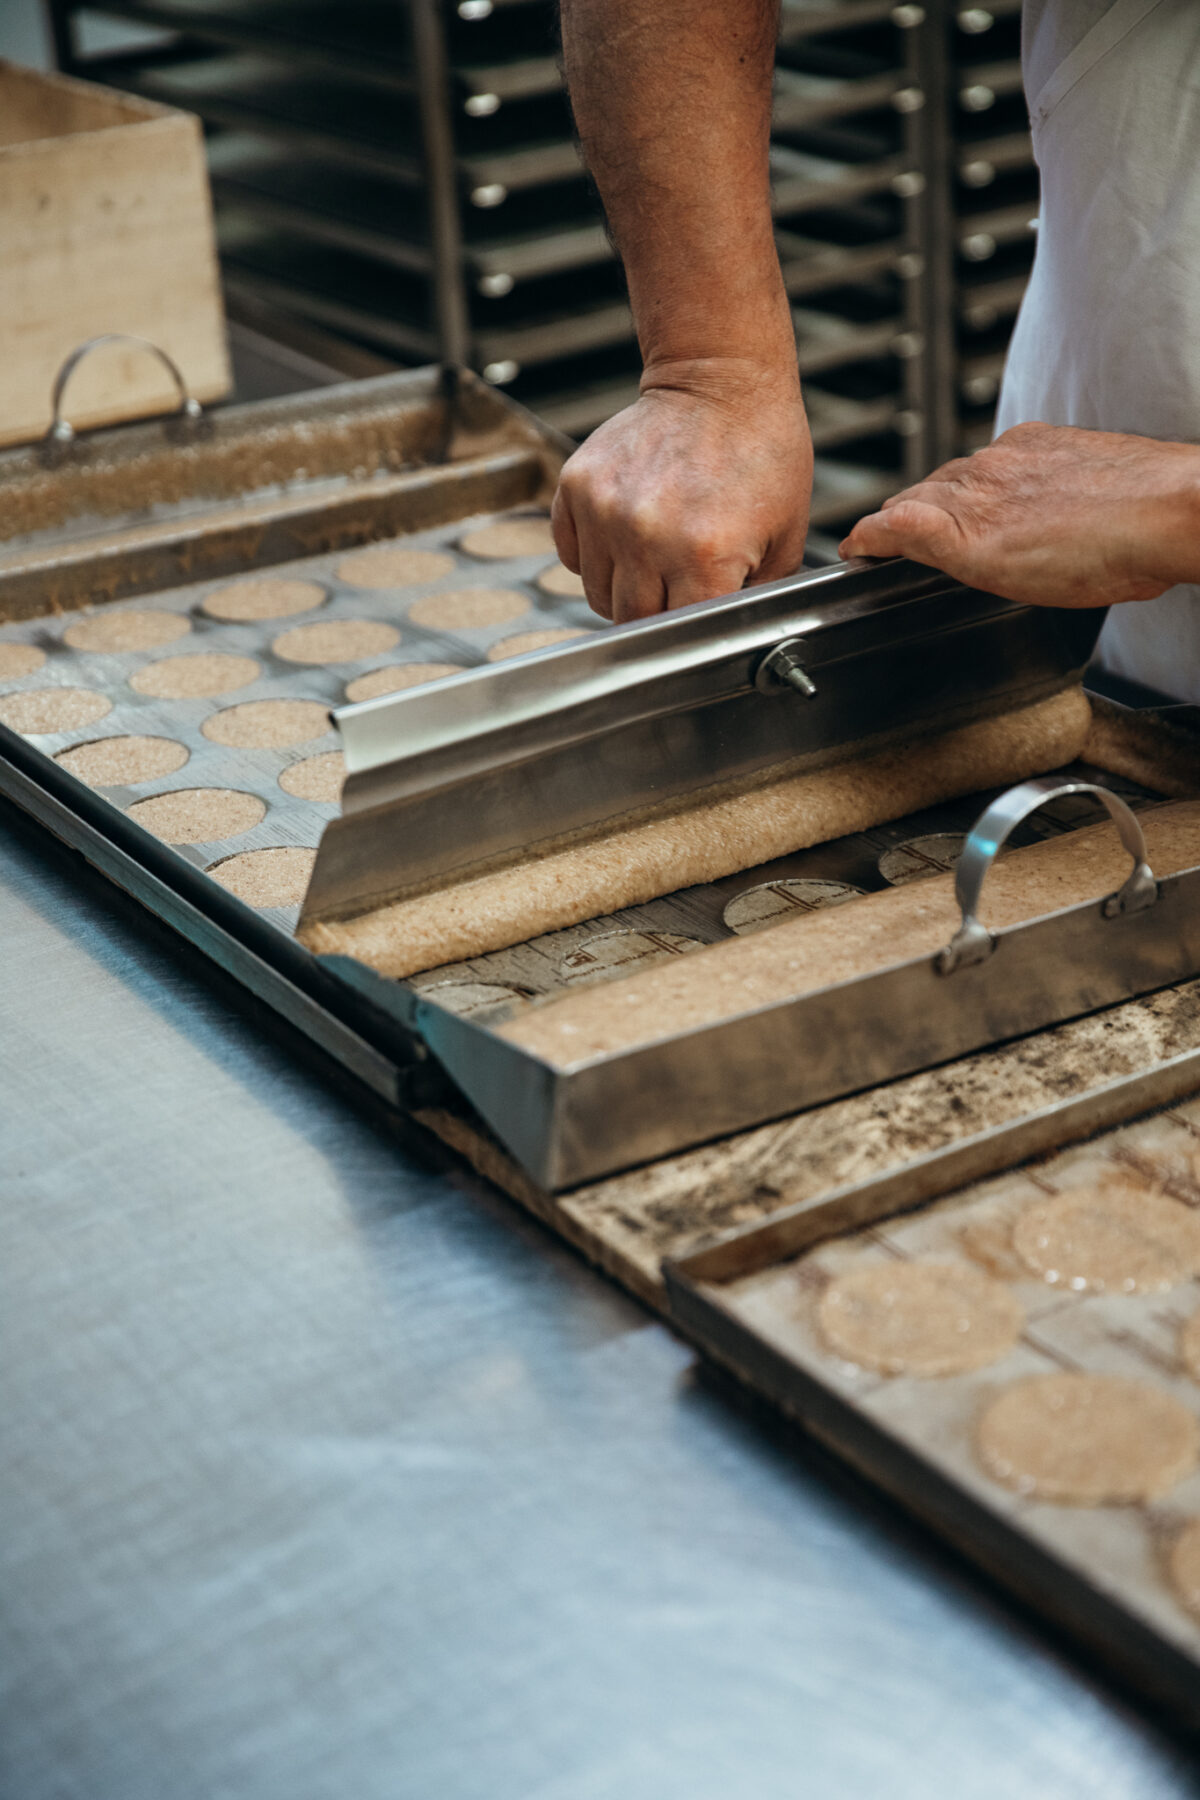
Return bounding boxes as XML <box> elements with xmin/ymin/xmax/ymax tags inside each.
<box><xmin>41</xmin><ymin>0</ymin><xmax>1030</xmax><ymax>541</ymax></box>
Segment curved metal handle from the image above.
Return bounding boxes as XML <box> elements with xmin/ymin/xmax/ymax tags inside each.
<box><xmin>937</xmin><ymin>776</ymin><xmax>1158</xmax><ymax>975</ymax></box>
<box><xmin>44</xmin><ymin>333</ymin><xmax>202</xmax><ymax>446</ymax></box>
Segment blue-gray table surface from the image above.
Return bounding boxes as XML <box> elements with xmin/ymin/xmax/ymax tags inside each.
<box><xmin>3</xmin><ymin>800</ymin><xmax>1198</xmax><ymax>1800</ymax></box>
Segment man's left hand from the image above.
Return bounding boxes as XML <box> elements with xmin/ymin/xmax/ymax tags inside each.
<box><xmin>840</xmin><ymin>421</ymin><xmax>1200</xmax><ymax>607</ymax></box>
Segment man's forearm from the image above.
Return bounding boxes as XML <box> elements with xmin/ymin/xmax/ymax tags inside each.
<box><xmin>551</xmin><ymin>0</ymin><xmax>811</xmax><ymax>621</ymax></box>
<box><xmin>559</xmin><ymin>0</ymin><xmax>796</xmax><ymax>383</ymax></box>
<box><xmin>1155</xmin><ymin>443</ymin><xmax>1200</xmax><ymax>590</ymax></box>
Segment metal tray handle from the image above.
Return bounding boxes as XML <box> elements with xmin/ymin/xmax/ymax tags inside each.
<box><xmin>44</xmin><ymin>333</ymin><xmax>203</xmax><ymax>447</ymax></box>
<box><xmin>938</xmin><ymin>776</ymin><xmax>1158</xmax><ymax>975</ymax></box>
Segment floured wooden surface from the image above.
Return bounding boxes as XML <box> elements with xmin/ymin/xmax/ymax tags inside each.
<box><xmin>417</xmin><ymin>977</ymin><xmax>1200</xmax><ymax>1308</ymax></box>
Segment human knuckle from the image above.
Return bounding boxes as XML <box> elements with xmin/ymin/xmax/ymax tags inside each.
<box><xmin>557</xmin><ymin>466</ymin><xmax>588</xmax><ymax>508</ymax></box>
<box><xmin>884</xmin><ymin>499</ymin><xmax>923</xmax><ymax>531</ymax></box>
<box><xmin>620</xmin><ymin>496</ymin><xmax>671</xmax><ymax>542</ymax></box>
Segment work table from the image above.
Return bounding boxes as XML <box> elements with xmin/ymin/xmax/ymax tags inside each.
<box><xmin>3</xmin><ymin>799</ymin><xmax>1198</xmax><ymax>1798</ymax></box>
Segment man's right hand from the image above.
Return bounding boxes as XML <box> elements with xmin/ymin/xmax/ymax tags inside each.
<box><xmin>552</xmin><ymin>358</ymin><xmax>813</xmax><ymax>622</ymax></box>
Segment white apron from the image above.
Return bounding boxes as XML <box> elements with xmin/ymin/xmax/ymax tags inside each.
<box><xmin>995</xmin><ymin>0</ymin><xmax>1200</xmax><ymax>702</ymax></box>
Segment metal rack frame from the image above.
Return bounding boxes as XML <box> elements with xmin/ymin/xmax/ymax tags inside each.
<box><xmin>43</xmin><ymin>0</ymin><xmax>1031</xmax><ymax>508</ymax></box>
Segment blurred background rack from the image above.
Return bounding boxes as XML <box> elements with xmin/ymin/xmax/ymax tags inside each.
<box><xmin>43</xmin><ymin>0</ymin><xmax>1033</xmax><ymax>547</ymax></box>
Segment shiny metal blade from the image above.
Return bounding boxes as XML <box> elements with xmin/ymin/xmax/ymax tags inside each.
<box><xmin>302</xmin><ymin>558</ymin><xmax>1100</xmax><ymax>926</ymax></box>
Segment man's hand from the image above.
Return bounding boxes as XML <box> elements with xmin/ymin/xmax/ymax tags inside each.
<box><xmin>553</xmin><ymin>357</ymin><xmax>812</xmax><ymax>620</ymax></box>
<box><xmin>840</xmin><ymin>422</ymin><xmax>1200</xmax><ymax>608</ymax></box>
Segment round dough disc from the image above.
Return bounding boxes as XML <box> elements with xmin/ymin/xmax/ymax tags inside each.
<box><xmin>63</xmin><ymin>609</ymin><xmax>189</xmax><ymax>653</ymax></box>
<box><xmin>130</xmin><ymin>653</ymin><xmax>260</xmax><ymax>699</ymax></box>
<box><xmin>1012</xmin><ymin>1184</ymin><xmax>1200</xmax><ymax>1293</ymax></box>
<box><xmin>460</xmin><ymin>516</ymin><xmax>556</xmax><ymax>560</ymax></box>
<box><xmin>55</xmin><ymin>734</ymin><xmax>188</xmax><ymax>787</ymax></box>
<box><xmin>408</xmin><ymin>587</ymin><xmax>527</xmax><ymax>630</ymax></box>
<box><xmin>977</xmin><ymin>1372</ymin><xmax>1200</xmax><ymax>1504</ymax></box>
<box><xmin>344</xmin><ymin>661</ymin><xmax>464</xmax><ymax>703</ymax></box>
<box><xmin>817</xmin><ymin>1260</ymin><xmax>1024</xmax><ymax>1378</ymax></box>
<box><xmin>0</xmin><ymin>642</ymin><xmax>46</xmax><ymax>680</ymax></box>
<box><xmin>272</xmin><ymin>619</ymin><xmax>399</xmax><ymax>665</ymax></box>
<box><xmin>208</xmin><ymin>845</ymin><xmax>317</xmax><ymax>909</ymax></box>
<box><xmin>486</xmin><ymin>628</ymin><xmax>585</xmax><ymax>661</ymax></box>
<box><xmin>1181</xmin><ymin>1310</ymin><xmax>1200</xmax><ymax>1383</ymax></box>
<box><xmin>412</xmin><ymin>979</ymin><xmax>526</xmax><ymax>1020</ymax></box>
<box><xmin>127</xmin><ymin>787</ymin><xmax>266</xmax><ymax>844</ymax></box>
<box><xmin>537</xmin><ymin>562</ymin><xmax>586</xmax><ymax>599</ymax></box>
<box><xmin>724</xmin><ymin>878</ymin><xmax>864</xmax><ymax>936</ymax></box>
<box><xmin>202</xmin><ymin>699</ymin><xmax>331</xmax><ymax>750</ymax></box>
<box><xmin>279</xmin><ymin>751</ymin><xmax>345</xmax><ymax>805</ymax></box>
<box><xmin>0</xmin><ymin>687</ymin><xmax>111</xmax><ymax>734</ymax></box>
<box><xmin>879</xmin><ymin>832</ymin><xmax>967</xmax><ymax>886</ymax></box>
<box><xmin>1168</xmin><ymin>1518</ymin><xmax>1200</xmax><ymax>1618</ymax></box>
<box><xmin>558</xmin><ymin>930</ymin><xmax>702</xmax><ymax>985</ymax></box>
<box><xmin>336</xmin><ymin>546</ymin><xmax>456</xmax><ymax>588</ymax></box>
<box><xmin>201</xmin><ymin>578</ymin><xmax>326</xmax><ymax>622</ymax></box>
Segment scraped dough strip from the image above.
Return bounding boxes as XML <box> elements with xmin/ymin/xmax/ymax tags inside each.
<box><xmin>500</xmin><ymin>796</ymin><xmax>1200</xmax><ymax>1064</ymax></box>
<box><xmin>300</xmin><ymin>687</ymin><xmax>1091</xmax><ymax>979</ymax></box>
<box><xmin>1082</xmin><ymin>701</ymin><xmax>1199</xmax><ymax>799</ymax></box>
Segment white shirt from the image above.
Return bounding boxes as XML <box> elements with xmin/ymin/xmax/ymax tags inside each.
<box><xmin>995</xmin><ymin>0</ymin><xmax>1200</xmax><ymax>702</ymax></box>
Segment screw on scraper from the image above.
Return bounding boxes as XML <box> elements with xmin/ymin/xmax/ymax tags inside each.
<box><xmin>754</xmin><ymin>638</ymin><xmax>818</xmax><ymax>698</ymax></box>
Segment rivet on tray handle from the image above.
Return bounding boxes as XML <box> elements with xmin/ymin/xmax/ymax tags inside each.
<box><xmin>937</xmin><ymin>776</ymin><xmax>1158</xmax><ymax>975</ymax></box>
<box><xmin>43</xmin><ymin>333</ymin><xmax>203</xmax><ymax>448</ymax></box>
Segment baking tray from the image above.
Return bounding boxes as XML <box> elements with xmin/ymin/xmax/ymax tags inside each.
<box><xmin>0</xmin><ymin>526</ymin><xmax>1193</xmax><ymax>1198</ymax></box>
<box><xmin>664</xmin><ymin>1100</ymin><xmax>1200</xmax><ymax>1728</ymax></box>
<box><xmin>0</xmin><ymin>365</ymin><xmax>1196</xmax><ymax>1208</ymax></box>
<box><xmin>0</xmin><ymin>364</ymin><xmax>564</xmax><ymax>618</ymax></box>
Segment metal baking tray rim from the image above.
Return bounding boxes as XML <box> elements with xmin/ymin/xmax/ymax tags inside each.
<box><xmin>662</xmin><ymin>1259</ymin><xmax>1200</xmax><ymax>1731</ymax></box>
<box><xmin>0</xmin><ymin>723</ymin><xmax>434</xmax><ymax>1112</ymax></box>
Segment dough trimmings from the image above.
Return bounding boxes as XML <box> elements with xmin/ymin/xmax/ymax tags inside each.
<box><xmin>408</xmin><ymin>587</ymin><xmax>528</xmax><ymax>630</ymax></box>
<box><xmin>0</xmin><ymin>687</ymin><xmax>112</xmax><ymax>734</ymax></box>
<box><xmin>55</xmin><ymin>734</ymin><xmax>188</xmax><ymax>787</ymax></box>
<box><xmin>207</xmin><ymin>845</ymin><xmax>317</xmax><ymax>909</ymax></box>
<box><xmin>1167</xmin><ymin>1518</ymin><xmax>1200</xmax><ymax>1619</ymax></box>
<box><xmin>459</xmin><ymin>516</ymin><xmax>556</xmax><ymax>560</ymax></box>
<box><xmin>976</xmin><ymin>1372</ymin><xmax>1200</xmax><ymax>1505</ymax></box>
<box><xmin>271</xmin><ymin>619</ymin><xmax>399</xmax><ymax>665</ymax></box>
<box><xmin>336</xmin><ymin>546</ymin><xmax>456</xmax><ymax>589</ymax></box>
<box><xmin>130</xmin><ymin>653</ymin><xmax>260</xmax><ymax>699</ymax></box>
<box><xmin>201</xmin><ymin>577</ymin><xmax>326</xmax><ymax>622</ymax></box>
<box><xmin>817</xmin><ymin>1260</ymin><xmax>1024</xmax><ymax>1377</ymax></box>
<box><xmin>279</xmin><ymin>751</ymin><xmax>345</xmax><ymax>805</ymax></box>
<box><xmin>62</xmin><ymin>609</ymin><xmax>189</xmax><ymax>653</ymax></box>
<box><xmin>202</xmin><ymin>699</ymin><xmax>331</xmax><ymax>749</ymax></box>
<box><xmin>495</xmin><ymin>782</ymin><xmax>1200</xmax><ymax>1067</ymax></box>
<box><xmin>344</xmin><ymin>662</ymin><xmax>465</xmax><ymax>703</ymax></box>
<box><xmin>486</xmin><ymin>628</ymin><xmax>585</xmax><ymax>661</ymax></box>
<box><xmin>300</xmin><ymin>690</ymin><xmax>1100</xmax><ymax>982</ymax></box>
<box><xmin>1012</xmin><ymin>1183</ymin><xmax>1200</xmax><ymax>1293</ymax></box>
<box><xmin>127</xmin><ymin>788</ymin><xmax>266</xmax><ymax>845</ymax></box>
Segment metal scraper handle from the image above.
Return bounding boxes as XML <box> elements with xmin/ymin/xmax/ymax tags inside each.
<box><xmin>937</xmin><ymin>777</ymin><xmax>1158</xmax><ymax>975</ymax></box>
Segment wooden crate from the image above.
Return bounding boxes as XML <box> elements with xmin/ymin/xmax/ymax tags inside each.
<box><xmin>0</xmin><ymin>60</ymin><xmax>230</xmax><ymax>448</ymax></box>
